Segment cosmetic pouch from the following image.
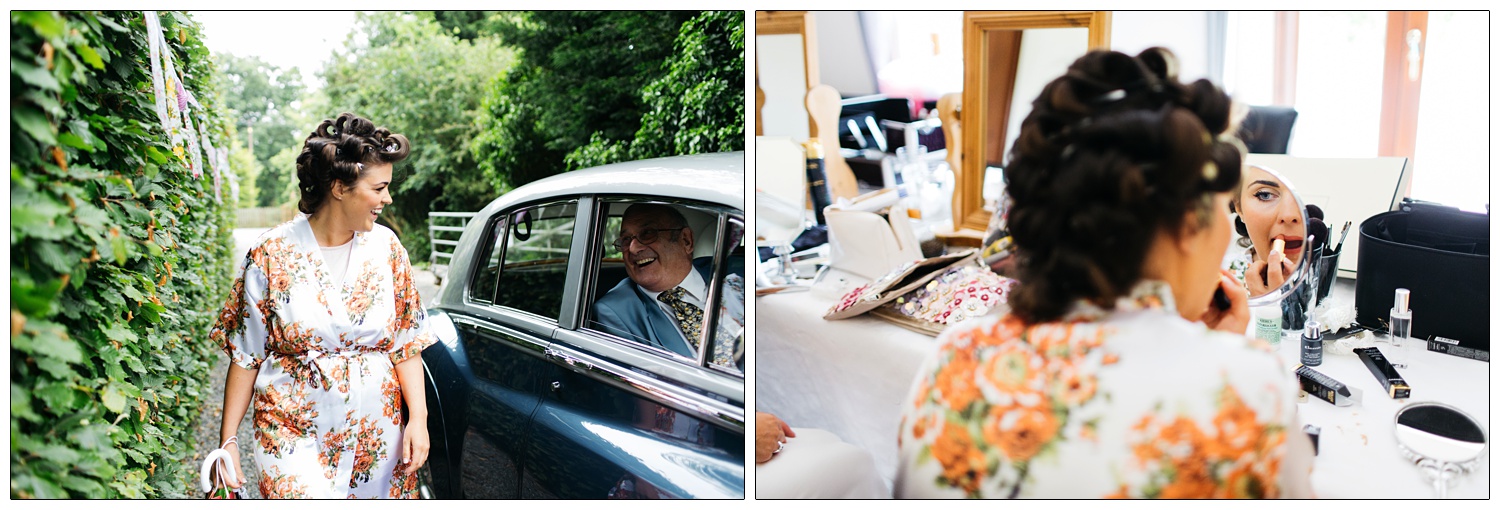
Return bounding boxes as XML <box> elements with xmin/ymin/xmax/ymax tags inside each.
<box><xmin>824</xmin><ymin>249</ymin><xmax>978</xmax><ymax>320</ymax></box>
<box><xmin>825</xmin><ymin>188</ymin><xmax>924</xmax><ymax>280</ymax></box>
<box><xmin>868</xmin><ymin>262</ymin><xmax>1014</xmax><ymax>336</ymax></box>
<box><xmin>1354</xmin><ymin>200</ymin><xmax>1488</xmax><ymax>350</ymax></box>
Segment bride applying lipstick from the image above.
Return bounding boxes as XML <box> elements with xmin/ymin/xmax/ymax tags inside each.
<box><xmin>1230</xmin><ymin>165</ymin><xmax>1304</xmax><ymax>296</ymax></box>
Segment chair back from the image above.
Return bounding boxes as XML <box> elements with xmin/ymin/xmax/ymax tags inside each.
<box><xmin>1239</xmin><ymin>105</ymin><xmax>1299</xmax><ymax>154</ymax></box>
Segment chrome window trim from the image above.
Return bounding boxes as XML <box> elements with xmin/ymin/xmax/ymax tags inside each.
<box><xmin>575</xmin><ymin>196</ymin><xmax>746</xmax><ymax>377</ymax></box>
<box><xmin>449</xmin><ymin>314</ymin><xmax>552</xmax><ymax>359</ymax></box>
<box><xmin>557</xmin><ymin>196</ymin><xmax>596</xmax><ymax>331</ymax></box>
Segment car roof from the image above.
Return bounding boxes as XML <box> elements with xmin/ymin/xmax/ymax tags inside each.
<box><xmin>478</xmin><ymin>152</ymin><xmax>745</xmax><ymax>216</ymax></box>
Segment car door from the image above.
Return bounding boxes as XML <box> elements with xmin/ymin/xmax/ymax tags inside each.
<box><xmin>423</xmin><ymin>199</ymin><xmax>579</xmax><ymax>498</ymax></box>
<box><xmin>519</xmin><ymin>197</ymin><xmax>746</xmax><ymax>499</ymax></box>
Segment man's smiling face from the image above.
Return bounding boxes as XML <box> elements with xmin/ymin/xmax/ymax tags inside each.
<box><xmin>618</xmin><ymin>205</ymin><xmax>695</xmax><ymax>293</ymax></box>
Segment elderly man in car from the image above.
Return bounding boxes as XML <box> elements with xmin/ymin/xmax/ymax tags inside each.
<box><xmin>594</xmin><ymin>203</ymin><xmax>745</xmax><ymax>369</ymax></box>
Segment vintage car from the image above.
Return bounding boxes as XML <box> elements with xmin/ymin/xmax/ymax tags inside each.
<box><xmin>419</xmin><ymin>152</ymin><xmax>746</xmax><ymax>499</ymax></box>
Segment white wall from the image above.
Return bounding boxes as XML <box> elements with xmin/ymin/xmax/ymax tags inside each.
<box><xmin>757</xmin><ymin>33</ymin><xmax>811</xmax><ymax>141</ymax></box>
<box><xmin>813</xmin><ymin>11</ymin><xmax>878</xmax><ymax>97</ymax></box>
<box><xmin>1110</xmin><ymin>11</ymin><xmax>1212</xmax><ymax>83</ymax></box>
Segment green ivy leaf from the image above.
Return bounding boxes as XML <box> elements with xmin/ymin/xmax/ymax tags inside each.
<box><xmin>100</xmin><ymin>321</ymin><xmax>139</xmax><ymax>344</ymax></box>
<box><xmin>12</xmin><ymin>472</ymin><xmax>68</xmax><ymax>499</ymax></box>
<box><xmin>101</xmin><ymin>383</ymin><xmax>129</xmax><ymax>414</ymax></box>
<box><xmin>11</xmin><ymin>386</ymin><xmax>44</xmax><ymax>423</ymax></box>
<box><xmin>16</xmin><ymin>11</ymin><xmax>66</xmax><ymax>39</ymax></box>
<box><xmin>74</xmin><ymin>43</ymin><xmax>106</xmax><ymax>69</ymax></box>
<box><xmin>58</xmin><ymin>132</ymin><xmax>94</xmax><ymax>151</ymax></box>
<box><xmin>58</xmin><ymin>475</ymin><xmax>106</xmax><ymax>498</ymax></box>
<box><xmin>33</xmin><ymin>443</ymin><xmax>84</xmax><ymax>465</ymax></box>
<box><xmin>30</xmin><ymin>326</ymin><xmax>84</xmax><ymax>364</ymax></box>
<box><xmin>12</xmin><ymin>104</ymin><xmax>58</xmax><ymax>145</ymax></box>
<box><xmin>144</xmin><ymin>145</ymin><xmax>168</xmax><ymax>165</ymax></box>
<box><xmin>95</xmin><ymin>14</ymin><xmax>128</xmax><ymax>32</ymax></box>
<box><xmin>34</xmin><ymin>381</ymin><xmax>83</xmax><ymax>412</ymax></box>
<box><xmin>110</xmin><ymin>232</ymin><xmax>129</xmax><ymax>264</ymax></box>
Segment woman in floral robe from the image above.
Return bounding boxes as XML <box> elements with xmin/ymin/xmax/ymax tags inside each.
<box><xmin>895</xmin><ymin>48</ymin><xmax>1314</xmax><ymax>499</ymax></box>
<box><xmin>211</xmin><ymin>113</ymin><xmax>433</xmax><ymax>498</ymax></box>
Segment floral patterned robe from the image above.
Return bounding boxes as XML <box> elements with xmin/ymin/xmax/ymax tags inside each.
<box><xmin>212</xmin><ymin>214</ymin><xmax>434</xmax><ymax>499</ymax></box>
<box><xmin>896</xmin><ymin>281</ymin><xmax>1305</xmax><ymax>499</ymax></box>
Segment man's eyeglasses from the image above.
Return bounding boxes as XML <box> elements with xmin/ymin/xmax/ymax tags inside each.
<box><xmin>612</xmin><ymin>227</ymin><xmax>684</xmax><ymax>251</ymax></box>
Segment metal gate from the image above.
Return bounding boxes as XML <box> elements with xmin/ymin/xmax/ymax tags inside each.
<box><xmin>428</xmin><ymin>211</ymin><xmax>478</xmax><ymax>285</ymax></box>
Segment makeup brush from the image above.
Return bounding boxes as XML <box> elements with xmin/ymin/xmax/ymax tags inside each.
<box><xmin>1306</xmin><ymin>204</ymin><xmax>1324</xmax><ymax>222</ymax></box>
<box><xmin>1332</xmin><ymin>220</ymin><xmax>1352</xmax><ymax>254</ymax></box>
<box><xmin>1308</xmin><ymin>217</ymin><xmax>1330</xmax><ymax>255</ymax></box>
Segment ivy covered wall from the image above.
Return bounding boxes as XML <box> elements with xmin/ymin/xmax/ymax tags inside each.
<box><xmin>11</xmin><ymin>11</ymin><xmax>235</xmax><ymax>498</ymax></box>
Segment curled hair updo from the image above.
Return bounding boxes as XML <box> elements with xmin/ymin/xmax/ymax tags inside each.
<box><xmin>295</xmin><ymin>112</ymin><xmax>410</xmax><ymax>214</ymax></box>
<box><xmin>1002</xmin><ymin>47</ymin><xmax>1243</xmax><ymax>324</ymax></box>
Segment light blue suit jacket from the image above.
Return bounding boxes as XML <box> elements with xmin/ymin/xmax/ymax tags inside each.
<box><xmin>593</xmin><ymin>258</ymin><xmax>742</xmax><ymax>360</ymax></box>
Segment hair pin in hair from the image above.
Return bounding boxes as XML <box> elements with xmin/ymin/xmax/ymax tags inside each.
<box><xmin>357</xmin><ymin>163</ymin><xmax>364</xmax><ymax>171</ymax></box>
<box><xmin>385</xmin><ymin>143</ymin><xmax>397</xmax><ymax>152</ymax></box>
<box><xmin>1092</xmin><ymin>89</ymin><xmax>1127</xmax><ymax>104</ymax></box>
<box><xmin>1202</xmin><ymin>161</ymin><xmax>1219</xmax><ymax>181</ymax></box>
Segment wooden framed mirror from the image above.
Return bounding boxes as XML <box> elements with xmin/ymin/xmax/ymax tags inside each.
<box><xmin>755</xmin><ymin>11</ymin><xmax>819</xmax><ymax>139</ymax></box>
<box><xmin>951</xmin><ymin>11</ymin><xmax>1112</xmax><ymax>239</ymax></box>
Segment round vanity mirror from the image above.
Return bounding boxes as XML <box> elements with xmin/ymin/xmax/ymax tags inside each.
<box><xmin>1393</xmin><ymin>402</ymin><xmax>1488</xmax><ymax>498</ymax></box>
<box><xmin>1228</xmin><ymin>164</ymin><xmax>1312</xmax><ymax>306</ymax></box>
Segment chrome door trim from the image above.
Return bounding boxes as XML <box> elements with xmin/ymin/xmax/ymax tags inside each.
<box><xmin>546</xmin><ymin>331</ymin><xmax>745</xmax><ymax>435</ymax></box>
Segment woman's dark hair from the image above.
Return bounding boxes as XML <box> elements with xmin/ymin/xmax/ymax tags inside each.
<box><xmin>295</xmin><ymin>112</ymin><xmax>410</xmax><ymax>214</ymax></box>
<box><xmin>1002</xmin><ymin>47</ymin><xmax>1243</xmax><ymax>323</ymax></box>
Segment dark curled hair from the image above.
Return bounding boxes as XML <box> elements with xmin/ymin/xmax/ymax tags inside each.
<box><xmin>1002</xmin><ymin>47</ymin><xmax>1243</xmax><ymax>324</ymax></box>
<box><xmin>295</xmin><ymin>112</ymin><xmax>410</xmax><ymax>214</ymax></box>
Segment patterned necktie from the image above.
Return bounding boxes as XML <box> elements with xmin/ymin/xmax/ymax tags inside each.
<box><xmin>657</xmin><ymin>287</ymin><xmax>703</xmax><ymax>351</ymax></box>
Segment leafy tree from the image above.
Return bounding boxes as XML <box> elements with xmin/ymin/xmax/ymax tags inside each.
<box><xmin>420</xmin><ymin>10</ymin><xmax>507</xmax><ymax>42</ymax></box>
<box><xmin>212</xmin><ymin>53</ymin><xmax>304</xmax><ymax>206</ymax></box>
<box><xmin>225</xmin><ymin>128</ymin><xmax>260</xmax><ymax>207</ymax></box>
<box><xmin>470</xmin><ymin>11</ymin><xmax>697</xmax><ymax>191</ymax></box>
<box><xmin>565</xmin><ymin>11</ymin><xmax>745</xmax><ymax>169</ymax></box>
<box><xmin>319</xmin><ymin>12</ymin><xmax>513</xmax><ymax>260</ymax></box>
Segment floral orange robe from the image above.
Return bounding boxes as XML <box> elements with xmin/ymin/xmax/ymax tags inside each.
<box><xmin>896</xmin><ymin>280</ymin><xmax>1304</xmax><ymax>498</ymax></box>
<box><xmin>212</xmin><ymin>214</ymin><xmax>434</xmax><ymax>498</ymax></box>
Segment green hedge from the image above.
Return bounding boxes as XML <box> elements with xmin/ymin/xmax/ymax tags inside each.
<box><xmin>11</xmin><ymin>11</ymin><xmax>233</xmax><ymax>498</ymax></box>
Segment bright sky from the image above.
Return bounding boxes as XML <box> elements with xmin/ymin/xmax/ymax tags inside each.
<box><xmin>190</xmin><ymin>11</ymin><xmax>361</xmax><ymax>90</ymax></box>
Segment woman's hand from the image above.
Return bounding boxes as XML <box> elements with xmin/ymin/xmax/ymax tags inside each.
<box><xmin>1201</xmin><ymin>269</ymin><xmax>1250</xmax><ymax>334</ymax></box>
<box><xmin>755</xmin><ymin>412</ymin><xmax>795</xmax><ymax>464</ymax></box>
<box><xmin>219</xmin><ymin>438</ymin><xmax>247</xmax><ymax>489</ymax></box>
<box><xmin>402</xmin><ymin>420</ymin><xmax>430</xmax><ymax>475</ymax></box>
<box><xmin>1245</xmin><ymin>249</ymin><xmax>1293</xmax><ymax>297</ymax></box>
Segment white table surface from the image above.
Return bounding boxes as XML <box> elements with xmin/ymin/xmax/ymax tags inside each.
<box><xmin>755</xmin><ymin>272</ymin><xmax>1490</xmax><ymax>498</ymax></box>
<box><xmin>1270</xmin><ymin>279</ymin><xmax>1489</xmax><ymax>499</ymax></box>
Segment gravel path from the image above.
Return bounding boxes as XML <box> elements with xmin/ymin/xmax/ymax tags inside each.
<box><xmin>192</xmin><ymin>352</ymin><xmax>262</xmax><ymax>498</ymax></box>
<box><xmin>188</xmin><ymin>227</ymin><xmax>441</xmax><ymax>498</ymax></box>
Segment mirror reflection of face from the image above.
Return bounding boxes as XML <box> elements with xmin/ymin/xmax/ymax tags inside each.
<box><xmin>1239</xmin><ymin>166</ymin><xmax>1304</xmax><ymax>266</ymax></box>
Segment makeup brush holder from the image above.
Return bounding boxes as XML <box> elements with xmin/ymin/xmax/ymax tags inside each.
<box><xmin>1313</xmin><ymin>247</ymin><xmax>1342</xmax><ymax>304</ymax></box>
<box><xmin>1283</xmin><ymin>244</ymin><xmax>1323</xmax><ymax>331</ymax></box>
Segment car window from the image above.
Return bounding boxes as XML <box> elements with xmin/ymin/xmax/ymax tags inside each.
<box><xmin>468</xmin><ymin>215</ymin><xmax>508</xmax><ymax>305</ymax></box>
<box><xmin>584</xmin><ymin>199</ymin><xmax>744</xmax><ymax>375</ymax></box>
<box><xmin>471</xmin><ymin>200</ymin><xmax>577</xmax><ymax>321</ymax></box>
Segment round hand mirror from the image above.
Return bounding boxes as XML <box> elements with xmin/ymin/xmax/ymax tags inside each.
<box><xmin>1394</xmin><ymin>402</ymin><xmax>1487</xmax><ymax>498</ymax></box>
<box><xmin>1228</xmin><ymin>164</ymin><xmax>1312</xmax><ymax>306</ymax></box>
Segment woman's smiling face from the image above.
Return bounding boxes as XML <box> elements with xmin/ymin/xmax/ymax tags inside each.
<box><xmin>1238</xmin><ymin>165</ymin><xmax>1304</xmax><ymax>265</ymax></box>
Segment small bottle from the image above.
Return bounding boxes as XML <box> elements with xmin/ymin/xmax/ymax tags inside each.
<box><xmin>1300</xmin><ymin>320</ymin><xmax>1323</xmax><ymax>366</ymax></box>
<box><xmin>1254</xmin><ymin>305</ymin><xmax>1282</xmax><ymax>348</ymax></box>
<box><xmin>1389</xmin><ymin>288</ymin><xmax>1412</xmax><ymax>348</ymax></box>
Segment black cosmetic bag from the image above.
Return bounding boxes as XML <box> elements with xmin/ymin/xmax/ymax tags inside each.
<box><xmin>1355</xmin><ymin>200</ymin><xmax>1488</xmax><ymax>350</ymax></box>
